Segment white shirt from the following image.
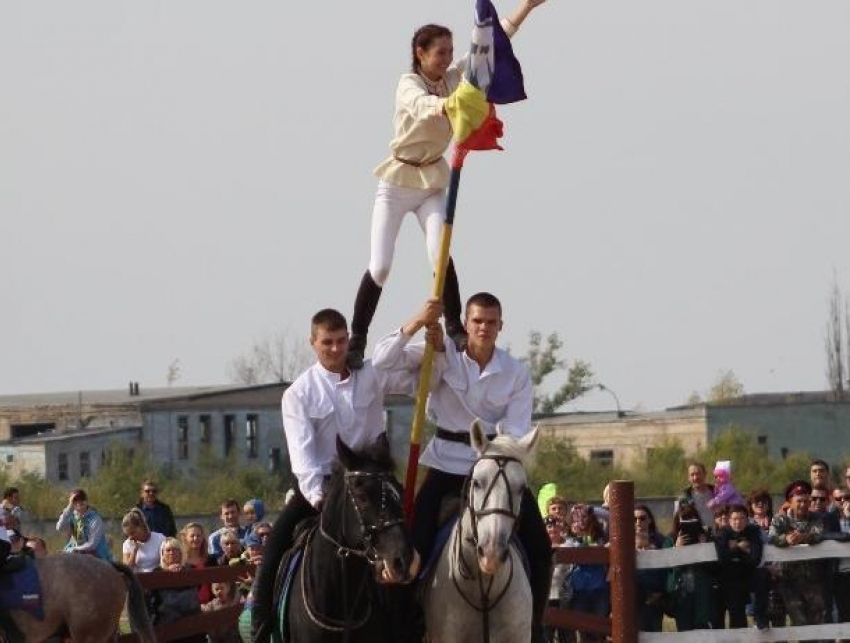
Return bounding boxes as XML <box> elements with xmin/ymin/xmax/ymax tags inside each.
<box><xmin>372</xmin><ymin>17</ymin><xmax>519</xmax><ymax>191</ymax></box>
<box><xmin>123</xmin><ymin>531</ymin><xmax>166</xmax><ymax>573</ymax></box>
<box><xmin>373</xmin><ymin>330</ymin><xmax>533</xmax><ymax>475</ymax></box>
<box><xmin>282</xmin><ymin>360</ymin><xmax>414</xmax><ymax>506</ymax></box>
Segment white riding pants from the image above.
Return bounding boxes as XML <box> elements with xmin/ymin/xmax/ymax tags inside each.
<box><xmin>368</xmin><ymin>180</ymin><xmax>446</xmax><ymax>286</ymax></box>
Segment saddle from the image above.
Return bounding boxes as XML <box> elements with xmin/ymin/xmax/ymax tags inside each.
<box><xmin>0</xmin><ymin>556</ymin><xmax>44</xmax><ymax>620</ymax></box>
<box><xmin>270</xmin><ymin>517</ymin><xmax>318</xmax><ymax>643</ymax></box>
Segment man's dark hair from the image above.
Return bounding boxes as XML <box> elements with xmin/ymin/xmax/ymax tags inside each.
<box><xmin>2</xmin><ymin>487</ymin><xmax>19</xmax><ymax>500</ymax></box>
<box><xmin>810</xmin><ymin>459</ymin><xmax>829</xmax><ymax>471</ymax></box>
<box><xmin>465</xmin><ymin>292</ymin><xmax>502</xmax><ymax>316</ymax></box>
<box><xmin>687</xmin><ymin>461</ymin><xmax>707</xmax><ymax>474</ymax></box>
<box><xmin>747</xmin><ymin>488</ymin><xmax>773</xmax><ymax>515</ymax></box>
<box><xmin>311</xmin><ymin>309</ymin><xmax>348</xmax><ymax>338</ymax></box>
<box><xmin>727</xmin><ymin>504</ymin><xmax>749</xmax><ymax>517</ymax></box>
<box><xmin>221</xmin><ymin>499</ymin><xmax>240</xmax><ymax>511</ymax></box>
<box><xmin>70</xmin><ymin>489</ymin><xmax>88</xmax><ymax>503</ymax></box>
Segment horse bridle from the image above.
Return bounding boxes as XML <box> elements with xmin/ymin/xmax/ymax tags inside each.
<box><xmin>319</xmin><ymin>470</ymin><xmax>405</xmax><ymax>564</ymax></box>
<box><xmin>464</xmin><ymin>455</ymin><xmax>523</xmax><ymax>551</ymax></box>
<box><xmin>303</xmin><ymin>469</ymin><xmax>406</xmax><ymax>638</ymax></box>
<box><xmin>452</xmin><ymin>454</ymin><xmax>527</xmax><ymax>643</ymax></box>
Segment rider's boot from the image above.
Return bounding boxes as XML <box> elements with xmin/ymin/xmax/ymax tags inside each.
<box><xmin>347</xmin><ymin>271</ymin><xmax>383</xmax><ymax>371</ymax></box>
<box><xmin>443</xmin><ymin>258</ymin><xmax>467</xmax><ymax>351</ymax></box>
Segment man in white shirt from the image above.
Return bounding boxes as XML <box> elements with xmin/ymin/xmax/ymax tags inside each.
<box><xmin>252</xmin><ymin>307</ymin><xmax>433</xmax><ymax>643</ymax></box>
<box><xmin>373</xmin><ymin>292</ymin><xmax>551</xmax><ymax>642</ymax></box>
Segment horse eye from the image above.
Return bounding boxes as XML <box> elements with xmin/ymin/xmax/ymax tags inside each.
<box><xmin>472</xmin><ymin>479</ymin><xmax>482</xmax><ymax>490</ymax></box>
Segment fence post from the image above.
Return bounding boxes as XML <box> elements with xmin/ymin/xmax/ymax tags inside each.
<box><xmin>609</xmin><ymin>480</ymin><xmax>636</xmax><ymax>643</ymax></box>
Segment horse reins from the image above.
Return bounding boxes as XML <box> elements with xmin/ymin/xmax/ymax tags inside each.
<box><xmin>302</xmin><ymin>470</ymin><xmax>405</xmax><ymax>640</ymax></box>
<box><xmin>452</xmin><ymin>454</ymin><xmax>525</xmax><ymax>643</ymax></box>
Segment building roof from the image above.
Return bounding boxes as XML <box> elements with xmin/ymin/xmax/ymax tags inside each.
<box><xmin>668</xmin><ymin>389</ymin><xmax>850</xmax><ymax>410</ymax></box>
<box><xmin>0</xmin><ymin>424</ymin><xmax>142</xmax><ymax>445</ymax></box>
<box><xmin>534</xmin><ymin>407</ymin><xmax>704</xmax><ymax>426</ymax></box>
<box><xmin>0</xmin><ymin>382</ymin><xmax>415</xmax><ymax>412</ymax></box>
<box><xmin>0</xmin><ymin>385</ymin><xmax>236</xmax><ymax>409</ymax></box>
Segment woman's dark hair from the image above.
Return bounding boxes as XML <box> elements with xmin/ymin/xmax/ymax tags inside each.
<box><xmin>411</xmin><ymin>24</ymin><xmax>452</xmax><ymax>73</ymax></box>
<box><xmin>672</xmin><ymin>501</ymin><xmax>704</xmax><ymax>535</ymax></box>
<box><xmin>747</xmin><ymin>488</ymin><xmax>773</xmax><ymax>515</ymax></box>
<box><xmin>634</xmin><ymin>504</ymin><xmax>658</xmax><ymax>536</ymax></box>
<box><xmin>569</xmin><ymin>504</ymin><xmax>604</xmax><ymax>543</ymax></box>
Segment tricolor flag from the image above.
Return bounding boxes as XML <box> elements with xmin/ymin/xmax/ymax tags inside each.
<box><xmin>445</xmin><ymin>0</ymin><xmax>526</xmax><ymax>152</ymax></box>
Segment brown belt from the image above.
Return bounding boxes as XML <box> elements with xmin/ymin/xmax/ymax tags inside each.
<box><xmin>394</xmin><ymin>154</ymin><xmax>442</xmax><ymax>168</ymax></box>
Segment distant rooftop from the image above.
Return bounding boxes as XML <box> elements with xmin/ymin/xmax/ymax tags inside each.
<box><xmin>669</xmin><ymin>389</ymin><xmax>850</xmax><ymax>410</ymax></box>
<box><xmin>0</xmin><ymin>384</ymin><xmax>270</xmax><ymax>409</ymax></box>
<box><xmin>0</xmin><ymin>382</ymin><xmax>415</xmax><ymax>410</ymax></box>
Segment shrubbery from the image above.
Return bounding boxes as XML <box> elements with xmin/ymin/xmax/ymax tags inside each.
<box><xmin>2</xmin><ymin>446</ymin><xmax>291</xmax><ymax>520</ymax></box>
<box><xmin>530</xmin><ymin>427</ymin><xmax>833</xmax><ymax>501</ymax></box>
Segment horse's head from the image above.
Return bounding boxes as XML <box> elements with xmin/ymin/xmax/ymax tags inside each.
<box><xmin>466</xmin><ymin>420</ymin><xmax>539</xmax><ymax>576</ymax></box>
<box><xmin>329</xmin><ymin>433</ymin><xmax>415</xmax><ymax>583</ymax></box>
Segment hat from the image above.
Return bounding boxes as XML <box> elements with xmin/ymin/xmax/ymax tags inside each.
<box><xmin>244</xmin><ymin>532</ymin><xmax>263</xmax><ymax>548</ymax></box>
<box><xmin>714</xmin><ymin>460</ymin><xmax>731</xmax><ymax>474</ymax></box>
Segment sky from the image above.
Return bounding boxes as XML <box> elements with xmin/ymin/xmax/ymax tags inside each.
<box><xmin>2</xmin><ymin>1</ymin><xmax>849</xmax><ymax>412</ymax></box>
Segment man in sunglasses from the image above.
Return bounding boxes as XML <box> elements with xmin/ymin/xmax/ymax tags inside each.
<box><xmin>134</xmin><ymin>479</ymin><xmax>177</xmax><ymax>537</ymax></box>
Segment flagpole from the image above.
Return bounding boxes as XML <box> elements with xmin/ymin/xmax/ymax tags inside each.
<box><xmin>403</xmin><ymin>147</ymin><xmax>468</xmax><ymax>522</ymax></box>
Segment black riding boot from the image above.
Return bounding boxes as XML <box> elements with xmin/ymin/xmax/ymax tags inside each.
<box><xmin>443</xmin><ymin>258</ymin><xmax>467</xmax><ymax>351</ymax></box>
<box><xmin>251</xmin><ymin>491</ymin><xmax>317</xmax><ymax>643</ymax></box>
<box><xmin>347</xmin><ymin>270</ymin><xmax>383</xmax><ymax>370</ymax></box>
<box><xmin>517</xmin><ymin>490</ymin><xmax>553</xmax><ymax>643</ymax></box>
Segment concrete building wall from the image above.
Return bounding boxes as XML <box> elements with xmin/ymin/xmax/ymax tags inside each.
<box><xmin>142</xmin><ymin>408</ymin><xmax>286</xmax><ymax>474</ymax></box>
<box><xmin>536</xmin><ymin>411</ymin><xmax>708</xmax><ymax>469</ymax></box>
<box><xmin>0</xmin><ymin>443</ymin><xmax>47</xmax><ymax>478</ymax></box>
<box><xmin>42</xmin><ymin>428</ymin><xmax>143</xmax><ymax>484</ymax></box>
<box><xmin>707</xmin><ymin>403</ymin><xmax>850</xmax><ymax>464</ymax></box>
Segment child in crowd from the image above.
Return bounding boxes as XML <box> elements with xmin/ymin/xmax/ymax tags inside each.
<box><xmin>544</xmin><ymin>515</ymin><xmax>573</xmax><ymax>643</ymax></box>
<box><xmin>242</xmin><ymin>499</ymin><xmax>265</xmax><ymax>539</ymax></box>
<box><xmin>715</xmin><ymin>505</ymin><xmax>763</xmax><ymax>628</ymax></box>
<box><xmin>202</xmin><ymin>581</ymin><xmax>242</xmax><ymax>643</ymax></box>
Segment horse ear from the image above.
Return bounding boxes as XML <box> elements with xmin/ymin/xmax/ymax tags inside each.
<box><xmin>517</xmin><ymin>425</ymin><xmax>540</xmax><ymax>454</ymax></box>
<box><xmin>495</xmin><ymin>422</ymin><xmax>508</xmax><ymax>436</ymax></box>
<box><xmin>469</xmin><ymin>419</ymin><xmax>490</xmax><ymax>455</ymax></box>
<box><xmin>336</xmin><ymin>435</ymin><xmax>360</xmax><ymax>471</ymax></box>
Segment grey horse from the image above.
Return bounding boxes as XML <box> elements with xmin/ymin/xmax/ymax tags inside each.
<box><xmin>422</xmin><ymin>421</ymin><xmax>540</xmax><ymax>643</ymax></box>
<box><xmin>7</xmin><ymin>554</ymin><xmax>155</xmax><ymax>643</ymax></box>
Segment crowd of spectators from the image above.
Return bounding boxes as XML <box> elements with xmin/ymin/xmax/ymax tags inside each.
<box><xmin>543</xmin><ymin>459</ymin><xmax>850</xmax><ymax>641</ymax></box>
<box><xmin>3</xmin><ymin>457</ymin><xmax>849</xmax><ymax>642</ymax></box>
<box><xmin>21</xmin><ymin>480</ymin><xmax>272</xmax><ymax>643</ymax></box>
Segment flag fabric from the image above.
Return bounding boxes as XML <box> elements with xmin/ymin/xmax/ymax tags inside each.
<box><xmin>466</xmin><ymin>0</ymin><xmax>526</xmax><ymax>104</ymax></box>
<box><xmin>444</xmin><ymin>0</ymin><xmax>526</xmax><ymax>152</ymax></box>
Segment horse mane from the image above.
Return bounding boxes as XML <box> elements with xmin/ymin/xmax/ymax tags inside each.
<box><xmin>482</xmin><ymin>433</ymin><xmax>536</xmax><ymax>470</ymax></box>
<box><xmin>327</xmin><ymin>439</ymin><xmax>395</xmax><ymax>494</ymax></box>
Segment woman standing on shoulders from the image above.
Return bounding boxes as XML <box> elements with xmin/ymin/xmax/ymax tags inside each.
<box><xmin>346</xmin><ymin>0</ymin><xmax>548</xmax><ymax>369</ymax></box>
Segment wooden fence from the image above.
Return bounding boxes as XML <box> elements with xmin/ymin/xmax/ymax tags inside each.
<box><xmin>543</xmin><ymin>480</ymin><xmax>637</xmax><ymax>643</ymax></box>
<box><xmin>118</xmin><ymin>564</ymin><xmax>250</xmax><ymax>643</ymax></box>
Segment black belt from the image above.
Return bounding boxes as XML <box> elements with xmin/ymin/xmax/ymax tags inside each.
<box><xmin>435</xmin><ymin>427</ymin><xmax>496</xmax><ymax>446</ymax></box>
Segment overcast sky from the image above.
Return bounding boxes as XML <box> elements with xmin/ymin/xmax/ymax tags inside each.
<box><xmin>2</xmin><ymin>1</ymin><xmax>849</xmax><ymax>411</ymax></box>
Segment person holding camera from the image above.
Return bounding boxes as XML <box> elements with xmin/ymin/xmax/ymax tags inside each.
<box><xmin>665</xmin><ymin>497</ymin><xmax>714</xmax><ymax>631</ymax></box>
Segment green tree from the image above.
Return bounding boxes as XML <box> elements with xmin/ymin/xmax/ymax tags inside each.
<box><xmin>529</xmin><ymin>434</ymin><xmax>625</xmax><ymax>501</ymax></box>
<box><xmin>523</xmin><ymin>331</ymin><xmax>594</xmax><ymax>413</ymax></box>
<box><xmin>631</xmin><ymin>440</ymin><xmax>688</xmax><ymax>497</ymax></box>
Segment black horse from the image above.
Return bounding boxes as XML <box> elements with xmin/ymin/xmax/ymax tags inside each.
<box><xmin>283</xmin><ymin>435</ymin><xmax>417</xmax><ymax>642</ymax></box>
